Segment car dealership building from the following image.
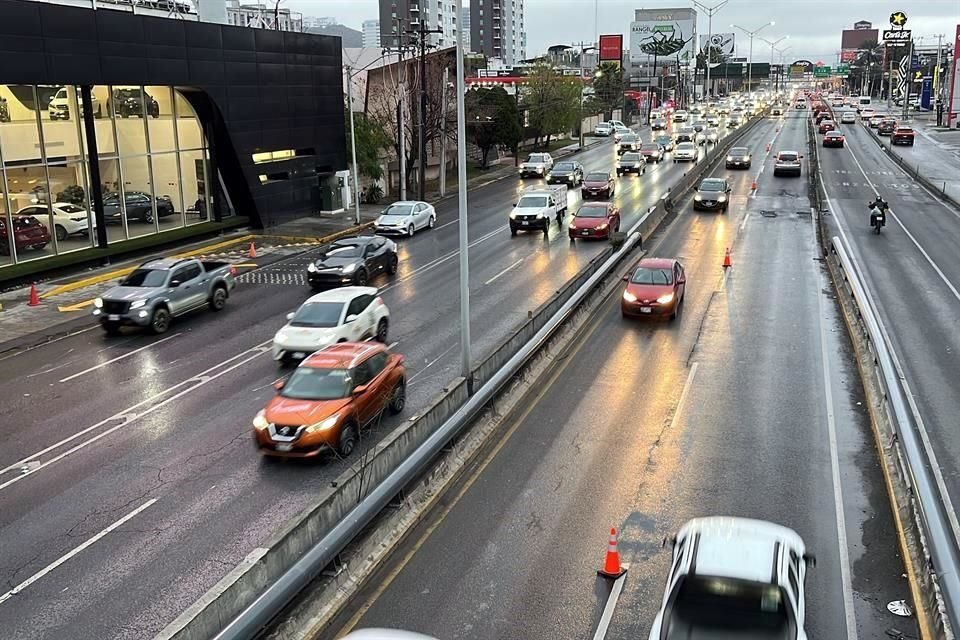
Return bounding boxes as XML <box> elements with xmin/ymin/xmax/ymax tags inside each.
<box><xmin>0</xmin><ymin>0</ymin><xmax>346</xmax><ymax>273</ymax></box>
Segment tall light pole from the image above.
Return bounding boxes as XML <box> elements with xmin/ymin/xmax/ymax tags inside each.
<box><xmin>775</xmin><ymin>46</ymin><xmax>791</xmax><ymax>93</ymax></box>
<box><xmin>344</xmin><ymin>65</ymin><xmax>362</xmax><ymax>224</ymax></box>
<box><xmin>759</xmin><ymin>35</ymin><xmax>787</xmax><ymax>92</ymax></box>
<box><xmin>454</xmin><ymin>0</ymin><xmax>472</xmax><ymax>381</ymax></box>
<box><xmin>733</xmin><ymin>20</ymin><xmax>774</xmax><ymax>94</ymax></box>
<box><xmin>691</xmin><ymin>0</ymin><xmax>729</xmax><ymax>104</ymax></box>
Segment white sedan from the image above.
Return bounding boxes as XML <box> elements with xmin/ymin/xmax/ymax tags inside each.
<box><xmin>375</xmin><ymin>200</ymin><xmax>436</xmax><ymax>237</ymax></box>
<box><xmin>16</xmin><ymin>203</ymin><xmax>92</xmax><ymax>241</ymax></box>
<box><xmin>272</xmin><ymin>286</ymin><xmax>390</xmax><ymax>364</ymax></box>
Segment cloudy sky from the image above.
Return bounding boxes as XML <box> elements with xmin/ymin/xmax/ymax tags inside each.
<box><xmin>288</xmin><ymin>0</ymin><xmax>958</xmax><ymax>62</ymax></box>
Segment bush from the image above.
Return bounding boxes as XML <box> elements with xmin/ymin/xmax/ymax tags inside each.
<box><xmin>56</xmin><ymin>184</ymin><xmax>85</xmax><ymax>206</ymax></box>
<box><xmin>364</xmin><ymin>184</ymin><xmax>384</xmax><ymax>204</ymax></box>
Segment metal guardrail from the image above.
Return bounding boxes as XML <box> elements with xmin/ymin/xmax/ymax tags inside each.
<box><xmin>830</xmin><ymin>235</ymin><xmax>960</xmax><ymax>637</ymax></box>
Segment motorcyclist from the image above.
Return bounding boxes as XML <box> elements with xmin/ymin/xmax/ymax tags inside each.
<box><xmin>868</xmin><ymin>195</ymin><xmax>888</xmax><ymax>228</ymax></box>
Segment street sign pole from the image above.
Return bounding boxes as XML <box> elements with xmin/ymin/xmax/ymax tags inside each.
<box><xmin>902</xmin><ymin>38</ymin><xmax>914</xmax><ymax>120</ymax></box>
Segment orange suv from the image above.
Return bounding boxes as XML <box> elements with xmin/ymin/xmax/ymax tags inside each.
<box><xmin>253</xmin><ymin>342</ymin><xmax>406</xmax><ymax>458</ymax></box>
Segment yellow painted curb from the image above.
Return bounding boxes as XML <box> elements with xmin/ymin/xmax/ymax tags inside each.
<box><xmin>57</xmin><ymin>298</ymin><xmax>97</xmax><ymax>312</ymax></box>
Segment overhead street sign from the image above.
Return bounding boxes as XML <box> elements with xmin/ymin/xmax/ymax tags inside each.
<box><xmin>883</xmin><ymin>29</ymin><xmax>912</xmax><ymax>42</ymax></box>
<box><xmin>813</xmin><ymin>66</ymin><xmax>832</xmax><ymax>78</ymax></box>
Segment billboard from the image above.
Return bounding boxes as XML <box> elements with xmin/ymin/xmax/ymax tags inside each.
<box><xmin>842</xmin><ymin>28</ymin><xmax>878</xmax><ymax>50</ymax></box>
<box><xmin>598</xmin><ymin>34</ymin><xmax>624</xmax><ymax>62</ymax></box>
<box><xmin>630</xmin><ymin>8</ymin><xmax>697</xmax><ymax>64</ymax></box>
<box><xmin>840</xmin><ymin>49</ymin><xmax>859</xmax><ymax>63</ymax></box>
<box><xmin>699</xmin><ymin>32</ymin><xmax>735</xmax><ymax>57</ymax></box>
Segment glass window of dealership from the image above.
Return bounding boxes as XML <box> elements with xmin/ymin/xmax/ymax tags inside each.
<box><xmin>0</xmin><ymin>84</ymin><xmax>215</xmax><ymax>268</ymax></box>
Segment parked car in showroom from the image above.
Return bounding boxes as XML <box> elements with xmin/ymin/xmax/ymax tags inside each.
<box><xmin>48</xmin><ymin>86</ymin><xmax>103</xmax><ymax>120</ymax></box>
<box><xmin>102</xmin><ymin>191</ymin><xmax>175</xmax><ymax>224</ymax></box>
<box><xmin>271</xmin><ymin>287</ymin><xmax>390</xmax><ymax>366</ymax></box>
<box><xmin>375</xmin><ymin>200</ymin><xmax>436</xmax><ymax>236</ymax></box>
<box><xmin>0</xmin><ymin>214</ymin><xmax>50</xmax><ymax>255</ymax></box>
<box><xmin>109</xmin><ymin>88</ymin><xmax>160</xmax><ymax>118</ymax></box>
<box><xmin>307</xmin><ymin>235</ymin><xmax>398</xmax><ymax>289</ymax></box>
<box><xmin>568</xmin><ymin>202</ymin><xmax>620</xmax><ymax>240</ymax></box>
<box><xmin>621</xmin><ymin>257</ymin><xmax>686</xmax><ymax>320</ymax></box>
<box><xmin>15</xmin><ymin>203</ymin><xmax>93</xmax><ymax>241</ymax></box>
<box><xmin>254</xmin><ymin>342</ymin><xmax>406</xmax><ymax>458</ymax></box>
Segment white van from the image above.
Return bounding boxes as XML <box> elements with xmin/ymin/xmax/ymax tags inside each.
<box><xmin>857</xmin><ymin>96</ymin><xmax>872</xmax><ymax>112</ymax></box>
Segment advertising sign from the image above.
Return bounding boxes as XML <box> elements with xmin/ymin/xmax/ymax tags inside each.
<box><xmin>699</xmin><ymin>32</ymin><xmax>735</xmax><ymax>56</ymax></box>
<box><xmin>630</xmin><ymin>8</ymin><xmax>697</xmax><ymax>64</ymax></box>
<box><xmin>598</xmin><ymin>34</ymin><xmax>624</xmax><ymax>62</ymax></box>
<box><xmin>883</xmin><ymin>29</ymin><xmax>912</xmax><ymax>42</ymax></box>
<box><xmin>840</xmin><ymin>49</ymin><xmax>859</xmax><ymax>63</ymax></box>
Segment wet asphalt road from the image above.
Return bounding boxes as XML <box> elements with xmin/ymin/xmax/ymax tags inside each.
<box><xmin>330</xmin><ymin>111</ymin><xmax>915</xmax><ymax>640</ymax></box>
<box><xmin>0</xmin><ymin>122</ymin><xmax>754</xmax><ymax>638</ymax></box>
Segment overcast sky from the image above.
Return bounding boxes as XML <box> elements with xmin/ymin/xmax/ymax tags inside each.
<box><xmin>288</xmin><ymin>0</ymin><xmax>958</xmax><ymax>62</ymax></box>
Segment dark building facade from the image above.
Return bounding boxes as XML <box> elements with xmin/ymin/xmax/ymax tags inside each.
<box><xmin>0</xmin><ymin>0</ymin><xmax>345</xmax><ymax>270</ymax></box>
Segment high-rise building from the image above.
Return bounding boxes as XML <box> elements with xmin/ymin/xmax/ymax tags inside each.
<box><xmin>303</xmin><ymin>16</ymin><xmax>340</xmax><ymax>29</ymax></box>
<box><xmin>462</xmin><ymin>7</ymin><xmax>472</xmax><ymax>51</ymax></box>
<box><xmin>378</xmin><ymin>0</ymin><xmax>462</xmax><ymax>50</ymax></box>
<box><xmin>225</xmin><ymin>1</ymin><xmax>303</xmax><ymax>31</ymax></box>
<box><xmin>470</xmin><ymin>0</ymin><xmax>526</xmax><ymax>66</ymax></box>
<box><xmin>363</xmin><ymin>19</ymin><xmax>382</xmax><ymax>48</ymax></box>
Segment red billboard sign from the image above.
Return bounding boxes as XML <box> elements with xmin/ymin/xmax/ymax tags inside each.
<box><xmin>840</xmin><ymin>49</ymin><xmax>859</xmax><ymax>62</ymax></box>
<box><xmin>599</xmin><ymin>34</ymin><xmax>624</xmax><ymax>62</ymax></box>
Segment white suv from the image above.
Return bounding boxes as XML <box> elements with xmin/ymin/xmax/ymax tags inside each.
<box><xmin>272</xmin><ymin>286</ymin><xmax>390</xmax><ymax>364</ymax></box>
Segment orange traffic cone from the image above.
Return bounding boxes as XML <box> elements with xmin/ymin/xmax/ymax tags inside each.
<box><xmin>598</xmin><ymin>528</ymin><xmax>627</xmax><ymax>579</ymax></box>
<box><xmin>27</xmin><ymin>283</ymin><xmax>41</xmax><ymax>307</ymax></box>
<box><xmin>723</xmin><ymin>248</ymin><xmax>732</xmax><ymax>269</ymax></box>
<box><xmin>248</xmin><ymin>241</ymin><xmax>257</xmax><ymax>259</ymax></box>
<box><xmin>751</xmin><ymin>180</ymin><xmax>758</xmax><ymax>191</ymax></box>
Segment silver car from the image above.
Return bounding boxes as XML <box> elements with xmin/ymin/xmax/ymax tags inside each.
<box><xmin>673</xmin><ymin>142</ymin><xmax>698</xmax><ymax>163</ymax></box>
<box><xmin>375</xmin><ymin>200</ymin><xmax>437</xmax><ymax>236</ymax></box>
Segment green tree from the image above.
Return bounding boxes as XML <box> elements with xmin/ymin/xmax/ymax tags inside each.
<box><xmin>523</xmin><ymin>65</ymin><xmax>581</xmax><ymax>147</ymax></box>
<box><xmin>465</xmin><ymin>87</ymin><xmax>523</xmax><ymax>169</ymax></box>
<box><xmin>592</xmin><ymin>62</ymin><xmax>625</xmax><ymax>120</ymax></box>
<box><xmin>345</xmin><ymin>109</ymin><xmax>391</xmax><ymax>182</ymax></box>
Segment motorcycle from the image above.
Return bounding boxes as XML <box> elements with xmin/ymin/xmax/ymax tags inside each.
<box><xmin>868</xmin><ymin>201</ymin><xmax>888</xmax><ymax>235</ymax></box>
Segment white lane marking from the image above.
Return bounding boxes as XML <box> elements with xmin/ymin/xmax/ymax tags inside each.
<box><xmin>670</xmin><ymin>363</ymin><xmax>698</xmax><ymax>431</ymax></box>
<box><xmin>435</xmin><ymin>218</ymin><xmax>459</xmax><ymax>230</ymax></box>
<box><xmin>843</xmin><ymin>142</ymin><xmax>960</xmax><ymax>305</ymax></box>
<box><xmin>484</xmin><ymin>258</ymin><xmax>524</xmax><ymax>285</ymax></box>
<box><xmin>58</xmin><ymin>333</ymin><xmax>181</xmax><ymax>383</ymax></box>
<box><xmin>814</xmin><ymin>217</ymin><xmax>858</xmax><ymax>640</ymax></box>
<box><xmin>0</xmin><ymin>498</ymin><xmax>157</xmax><ymax>605</ymax></box>
<box><xmin>387</xmin><ymin>341</ymin><xmax>399</xmax><ymax>350</ymax></box>
<box><xmin>739</xmin><ymin>211</ymin><xmax>750</xmax><ymax>232</ymax></box>
<box><xmin>0</xmin><ymin>340</ymin><xmax>273</xmax><ymax>488</ymax></box>
<box><xmin>823</xmin><ymin>187</ymin><xmax>960</xmax><ymax>553</ymax></box>
<box><xmin>592</xmin><ymin>563</ymin><xmax>629</xmax><ymax>640</ymax></box>
<box><xmin>0</xmin><ymin>326</ymin><xmax>98</xmax><ymax>363</ymax></box>
<box><xmin>408</xmin><ymin>342</ymin><xmax>458</xmax><ymax>384</ymax></box>
<box><xmin>384</xmin><ymin>226</ymin><xmax>504</xmax><ymax>293</ymax></box>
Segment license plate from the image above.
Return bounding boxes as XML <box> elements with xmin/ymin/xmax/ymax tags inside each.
<box><xmin>275</xmin><ymin>443</ymin><xmax>293</xmax><ymax>452</ymax></box>
<box><xmin>108</xmin><ymin>314</ymin><xmax>119</xmax><ymax>321</ymax></box>
<box><xmin>520</xmin><ymin>221</ymin><xmax>529</xmax><ymax>226</ymax></box>
<box><xmin>292</xmin><ymin>352</ymin><xmax>306</xmax><ymax>359</ymax></box>
<box><xmin>640</xmin><ymin>307</ymin><xmax>652</xmax><ymax>313</ymax></box>
<box><xmin>582</xmin><ymin>230</ymin><xmax>590</xmax><ymax>235</ymax></box>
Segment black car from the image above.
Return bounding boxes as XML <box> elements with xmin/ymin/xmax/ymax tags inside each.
<box><xmin>306</xmin><ymin>235</ymin><xmax>398</xmax><ymax>289</ymax></box>
<box><xmin>616</xmin><ymin>152</ymin><xmax>646</xmax><ymax>175</ymax></box>
<box><xmin>725</xmin><ymin>146</ymin><xmax>752</xmax><ymax>169</ymax></box>
<box><xmin>674</xmin><ymin>128</ymin><xmax>695</xmax><ymax>144</ymax></box>
<box><xmin>110</xmin><ymin>89</ymin><xmax>160</xmax><ymax>118</ymax></box>
<box><xmin>102</xmin><ymin>191</ymin><xmax>175</xmax><ymax>224</ymax></box>
<box><xmin>693</xmin><ymin>177</ymin><xmax>731</xmax><ymax>212</ymax></box>
<box><xmin>547</xmin><ymin>161</ymin><xmax>584</xmax><ymax>186</ymax></box>
<box><xmin>878</xmin><ymin>118</ymin><xmax>897</xmax><ymax>136</ymax></box>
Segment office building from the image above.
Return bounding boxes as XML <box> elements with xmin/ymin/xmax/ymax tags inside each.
<box><xmin>461</xmin><ymin>6</ymin><xmax>471</xmax><ymax>51</ymax></box>
<box><xmin>378</xmin><ymin>0</ymin><xmax>461</xmax><ymax>49</ymax></box>
<box><xmin>363</xmin><ymin>19</ymin><xmax>382</xmax><ymax>48</ymax></box>
<box><xmin>470</xmin><ymin>0</ymin><xmax>525</xmax><ymax>66</ymax></box>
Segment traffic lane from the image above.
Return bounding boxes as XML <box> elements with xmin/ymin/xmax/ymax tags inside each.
<box><xmin>334</xmin><ymin>146</ymin><xmax>749</xmax><ymax>640</ymax></box>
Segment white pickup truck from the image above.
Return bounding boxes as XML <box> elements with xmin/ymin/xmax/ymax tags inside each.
<box><xmin>648</xmin><ymin>517</ymin><xmax>815</xmax><ymax>640</ymax></box>
<box><xmin>518</xmin><ymin>152</ymin><xmax>554</xmax><ymax>178</ymax></box>
<box><xmin>509</xmin><ymin>185</ymin><xmax>568</xmax><ymax>235</ymax></box>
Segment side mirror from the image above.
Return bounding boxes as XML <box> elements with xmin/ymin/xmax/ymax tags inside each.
<box><xmin>170</xmin><ymin>279</ymin><xmax>182</xmax><ymax>288</ymax></box>
<box><xmin>353</xmin><ymin>383</ymin><xmax>368</xmax><ymax>395</ymax></box>
<box><xmin>273</xmin><ymin>379</ymin><xmax>285</xmax><ymax>390</ymax></box>
<box><xmin>803</xmin><ymin>552</ymin><xmax>817</xmax><ymax>568</ymax></box>
<box><xmin>621</xmin><ymin>275</ymin><xmax>629</xmax><ymax>282</ymax></box>
<box><xmin>513</xmin><ymin>202</ymin><xmax>518</xmax><ymax>207</ymax></box>
<box><xmin>345</xmin><ymin>313</ymin><xmax>358</xmax><ymax>323</ymax></box>
<box><xmin>286</xmin><ymin>312</ymin><xmax>295</xmax><ymax>321</ymax></box>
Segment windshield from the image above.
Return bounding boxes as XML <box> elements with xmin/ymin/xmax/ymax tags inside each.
<box><xmin>517</xmin><ymin>196</ymin><xmax>548</xmax><ymax>208</ymax></box>
<box><xmin>779</xmin><ymin>153</ymin><xmax>798</xmax><ymax>161</ymax></box>
<box><xmin>122</xmin><ymin>269</ymin><xmax>169</xmax><ymax>287</ymax></box>
<box><xmin>58</xmin><ymin>204</ymin><xmax>84</xmax><ymax>214</ymax></box>
<box><xmin>280</xmin><ymin>367</ymin><xmax>350</xmax><ymax>400</ymax></box>
<box><xmin>631</xmin><ymin>267</ymin><xmax>673</xmax><ymax>285</ymax></box>
<box><xmin>699</xmin><ymin>180</ymin><xmax>725</xmax><ymax>192</ymax></box>
<box><xmin>730</xmin><ymin>147</ymin><xmax>749</xmax><ymax>156</ymax></box>
<box><xmin>621</xmin><ymin>135</ymin><xmax>639</xmax><ymax>143</ymax></box>
<box><xmin>323</xmin><ymin>243</ymin><xmax>362</xmax><ymax>258</ymax></box>
<box><xmin>677</xmin><ymin>143</ymin><xmax>695</xmax><ymax>151</ymax></box>
<box><xmin>621</xmin><ymin>153</ymin><xmax>641</xmax><ymax>162</ymax></box>
<box><xmin>586</xmin><ymin>173</ymin><xmax>609</xmax><ymax>182</ymax></box>
<box><xmin>383</xmin><ymin>204</ymin><xmax>413</xmax><ymax>216</ymax></box>
<box><xmin>641</xmin><ymin>145</ymin><xmax>659</xmax><ymax>152</ymax></box>
<box><xmin>897</xmin><ymin>127</ymin><xmax>913</xmax><ymax>133</ymax></box>
<box><xmin>672</xmin><ymin>576</ymin><xmax>788</xmax><ymax>630</ymax></box>
<box><xmin>289</xmin><ymin>301</ymin><xmax>344</xmax><ymax>328</ymax></box>
<box><xmin>577</xmin><ymin>206</ymin><xmax>609</xmax><ymax>218</ymax></box>
<box><xmin>656</xmin><ymin>136</ymin><xmax>671</xmax><ymax>143</ymax></box>
<box><xmin>528</xmin><ymin>154</ymin><xmax>548</xmax><ymax>163</ymax></box>
<box><xmin>554</xmin><ymin>163</ymin><xmax>575</xmax><ymax>171</ymax></box>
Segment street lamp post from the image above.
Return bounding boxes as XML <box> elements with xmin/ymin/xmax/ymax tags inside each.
<box><xmin>691</xmin><ymin>0</ymin><xmax>729</xmax><ymax>105</ymax></box>
<box><xmin>733</xmin><ymin>21</ymin><xmax>774</xmax><ymax>94</ymax></box>
<box><xmin>454</xmin><ymin>0</ymin><xmax>472</xmax><ymax>381</ymax></box>
<box><xmin>344</xmin><ymin>65</ymin><xmax>361</xmax><ymax>224</ymax></box>
<box><xmin>759</xmin><ymin>35</ymin><xmax>787</xmax><ymax>93</ymax></box>
<box><xmin>775</xmin><ymin>46</ymin><xmax>791</xmax><ymax>93</ymax></box>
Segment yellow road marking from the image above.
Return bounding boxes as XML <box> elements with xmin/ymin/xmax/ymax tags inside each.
<box><xmin>233</xmin><ymin>263</ymin><xmax>258</xmax><ymax>268</ymax></box>
<box><xmin>57</xmin><ymin>299</ymin><xmax>97</xmax><ymax>313</ymax></box>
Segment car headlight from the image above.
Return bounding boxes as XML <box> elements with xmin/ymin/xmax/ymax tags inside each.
<box><xmin>657</xmin><ymin>293</ymin><xmax>675</xmax><ymax>304</ymax></box>
<box><xmin>253</xmin><ymin>410</ymin><xmax>271</xmax><ymax>430</ymax></box>
<box><xmin>568</xmin><ymin>175</ymin><xmax>574</xmax><ymax>182</ymax></box>
<box><xmin>623</xmin><ymin>291</ymin><xmax>637</xmax><ymax>302</ymax></box>
<box><xmin>568</xmin><ymin>223</ymin><xmax>577</xmax><ymax>230</ymax></box>
<box><xmin>307</xmin><ymin>262</ymin><xmax>318</xmax><ymax>272</ymax></box>
<box><xmin>545</xmin><ymin>173</ymin><xmax>552</xmax><ymax>180</ymax></box>
<box><xmin>537</xmin><ymin>167</ymin><xmax>544</xmax><ymax>173</ymax></box>
<box><xmin>274</xmin><ymin>329</ymin><xmax>288</xmax><ymax>342</ymax></box>
<box><xmin>597</xmin><ymin>223</ymin><xmax>608</xmax><ymax>230</ymax></box>
<box><xmin>718</xmin><ymin>195</ymin><xmax>727</xmax><ymax>202</ymax></box>
<box><xmin>744</xmin><ymin>155</ymin><xmax>751</xmax><ymax>161</ymax></box>
<box><xmin>130</xmin><ymin>299</ymin><xmax>147</xmax><ymax>310</ymax></box>
<box><xmin>94</xmin><ymin>297</ymin><xmax>103</xmax><ymax>309</ymax></box>
<box><xmin>342</xmin><ymin>263</ymin><xmax>357</xmax><ymax>273</ymax></box>
<box><xmin>306</xmin><ymin>414</ymin><xmax>339</xmax><ymax>433</ymax></box>
<box><xmin>509</xmin><ymin>211</ymin><xmax>518</xmax><ymax>219</ymax></box>
<box><xmin>694</xmin><ymin>194</ymin><xmax>702</xmax><ymax>201</ymax></box>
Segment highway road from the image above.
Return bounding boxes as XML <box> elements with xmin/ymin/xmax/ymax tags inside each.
<box><xmin>817</xmin><ymin>113</ymin><xmax>960</xmax><ymax>563</ymax></box>
<box><xmin>0</xmin><ymin>119</ymin><xmax>763</xmax><ymax>638</ymax></box>
<box><xmin>328</xmin><ymin>110</ymin><xmax>914</xmax><ymax>640</ymax></box>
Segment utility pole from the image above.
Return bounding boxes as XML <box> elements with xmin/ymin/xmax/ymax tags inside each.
<box><xmin>760</xmin><ymin>35</ymin><xmax>787</xmax><ymax>94</ymax></box>
<box><xmin>407</xmin><ymin>21</ymin><xmax>443</xmax><ymax>201</ymax></box>
<box><xmin>692</xmin><ymin>0</ymin><xmax>729</xmax><ymax>105</ymax></box>
<box><xmin>386</xmin><ymin>17</ymin><xmax>409</xmax><ymax>200</ymax></box>
<box><xmin>345</xmin><ymin>65</ymin><xmax>361</xmax><ymax>224</ymax></box>
<box><xmin>439</xmin><ymin>66</ymin><xmax>449</xmax><ymax>198</ymax></box>
<box><xmin>454</xmin><ymin>0</ymin><xmax>472</xmax><ymax>381</ymax></box>
<box><xmin>733</xmin><ymin>21</ymin><xmax>774</xmax><ymax>95</ymax></box>
<box><xmin>934</xmin><ymin>33</ymin><xmax>944</xmax><ymax>102</ymax></box>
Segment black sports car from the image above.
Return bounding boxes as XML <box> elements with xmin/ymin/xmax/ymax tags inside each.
<box><xmin>102</xmin><ymin>191</ymin><xmax>175</xmax><ymax>224</ymax></box>
<box><xmin>306</xmin><ymin>235</ymin><xmax>398</xmax><ymax>289</ymax></box>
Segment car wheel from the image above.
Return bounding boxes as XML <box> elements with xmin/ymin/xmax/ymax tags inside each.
<box><xmin>31</xmin><ymin>243</ymin><xmax>48</xmax><ymax>250</ymax></box>
<box><xmin>338</xmin><ymin>423</ymin><xmax>357</xmax><ymax>457</ymax></box>
<box><xmin>208</xmin><ymin>286</ymin><xmax>228</xmax><ymax>311</ymax></box>
<box><xmin>386</xmin><ymin>253</ymin><xmax>398</xmax><ymax>275</ymax></box>
<box><xmin>375</xmin><ymin>318</ymin><xmax>389</xmax><ymax>343</ymax></box>
<box><xmin>102</xmin><ymin>322</ymin><xmax>121</xmax><ymax>336</ymax></box>
<box><xmin>407</xmin><ymin>224</ymin><xmax>415</xmax><ymax>237</ymax></box>
<box><xmin>510</xmin><ymin>226</ymin><xmax>517</xmax><ymax>236</ymax></box>
<box><xmin>428</xmin><ymin>215</ymin><xmax>436</xmax><ymax>229</ymax></box>
<box><xmin>388</xmin><ymin>379</ymin><xmax>406</xmax><ymax>415</ymax></box>
<box><xmin>144</xmin><ymin>210</ymin><xmax>154</xmax><ymax>224</ymax></box>
<box><xmin>353</xmin><ymin>268</ymin><xmax>368</xmax><ymax>286</ymax></box>
<box><xmin>55</xmin><ymin>225</ymin><xmax>67</xmax><ymax>241</ymax></box>
<box><xmin>150</xmin><ymin>307</ymin><xmax>171</xmax><ymax>334</ymax></box>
